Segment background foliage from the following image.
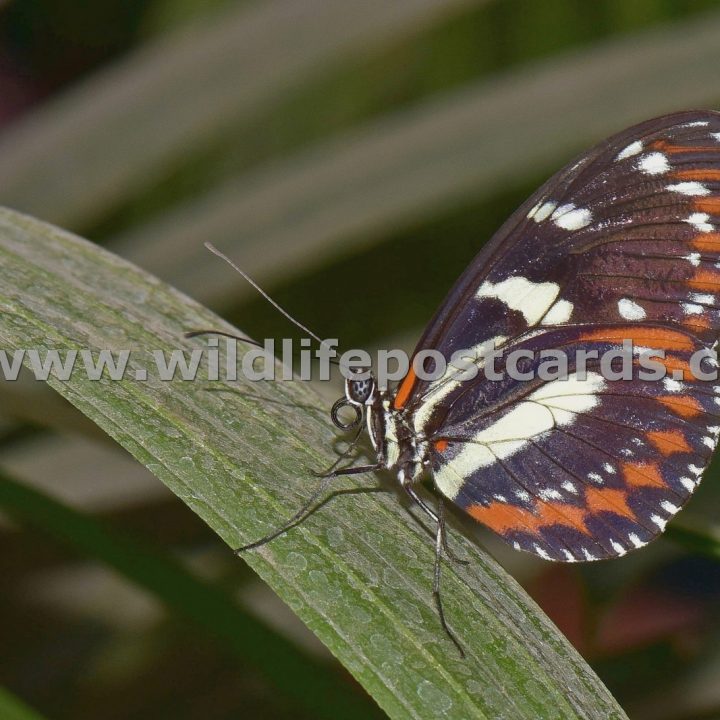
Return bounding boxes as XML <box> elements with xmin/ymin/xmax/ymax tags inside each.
<box><xmin>1</xmin><ymin>1</ymin><xmax>720</xmax><ymax>718</ymax></box>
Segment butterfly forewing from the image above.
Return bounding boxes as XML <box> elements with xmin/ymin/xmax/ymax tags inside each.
<box><xmin>396</xmin><ymin>110</ymin><xmax>720</xmax><ymax>561</ymax></box>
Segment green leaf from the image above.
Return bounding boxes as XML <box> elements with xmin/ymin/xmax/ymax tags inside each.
<box><xmin>0</xmin><ymin>207</ymin><xmax>628</xmax><ymax>719</ymax></box>
<box><xmin>0</xmin><ymin>472</ymin><xmax>380</xmax><ymax>720</ymax></box>
<box><xmin>0</xmin><ymin>688</ymin><xmax>49</xmax><ymax>720</ymax></box>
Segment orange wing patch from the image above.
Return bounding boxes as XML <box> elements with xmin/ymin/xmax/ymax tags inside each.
<box><xmin>689</xmin><ymin>268</ymin><xmax>720</xmax><ymax>291</ymax></box>
<box><xmin>683</xmin><ymin>314</ymin><xmax>712</xmax><ymax>332</ymax></box>
<box><xmin>584</xmin><ymin>486</ymin><xmax>636</xmax><ymax>521</ymax></box>
<box><xmin>695</xmin><ymin>197</ymin><xmax>720</xmax><ymax>215</ymax></box>
<box><xmin>691</xmin><ymin>233</ymin><xmax>720</xmax><ymax>253</ymax></box>
<box><xmin>468</xmin><ymin>500</ymin><xmax>589</xmax><ymax>536</ymax></box>
<box><xmin>673</xmin><ymin>168</ymin><xmax>720</xmax><ymax>182</ymax></box>
<box><xmin>646</xmin><ymin>429</ymin><xmax>692</xmax><ymax>456</ymax></box>
<box><xmin>393</xmin><ymin>367</ymin><xmax>417</xmax><ymax>410</ymax></box>
<box><xmin>658</xmin><ymin>394</ymin><xmax>703</xmax><ymax>418</ymax></box>
<box><xmin>654</xmin><ymin>354</ymin><xmax>698</xmax><ymax>381</ymax></box>
<box><xmin>621</xmin><ymin>461</ymin><xmax>666</xmax><ymax>488</ymax></box>
<box><xmin>650</xmin><ymin>139</ymin><xmax>720</xmax><ymax>154</ymax></box>
<box><xmin>579</xmin><ymin>327</ymin><xmax>695</xmax><ymax>351</ymax></box>
<box><xmin>469</xmin><ymin>486</ymin><xmax>642</xmax><ymax>538</ymax></box>
<box><xmin>690</xmin><ymin>233</ymin><xmax>720</xmax><ymax>253</ymax></box>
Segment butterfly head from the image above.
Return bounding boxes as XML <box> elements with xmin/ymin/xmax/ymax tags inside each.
<box><xmin>331</xmin><ymin>367</ymin><xmax>377</xmax><ymax>429</ymax></box>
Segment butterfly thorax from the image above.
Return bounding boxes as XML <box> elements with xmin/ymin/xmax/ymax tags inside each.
<box><xmin>337</xmin><ymin>372</ymin><xmax>428</xmax><ymax>485</ymax></box>
<box><xmin>368</xmin><ymin>390</ymin><xmax>429</xmax><ymax>485</ymax></box>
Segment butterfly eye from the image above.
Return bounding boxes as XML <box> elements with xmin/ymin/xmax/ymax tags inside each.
<box><xmin>349</xmin><ymin>377</ymin><xmax>373</xmax><ymax>403</ymax></box>
<box><xmin>331</xmin><ymin>398</ymin><xmax>362</xmax><ymax>429</ymax></box>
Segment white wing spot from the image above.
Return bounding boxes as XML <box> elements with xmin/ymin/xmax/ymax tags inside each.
<box><xmin>542</xmin><ymin>299</ymin><xmax>574</xmax><ymax>325</ymax></box>
<box><xmin>477</xmin><ymin>276</ymin><xmax>560</xmax><ymax>325</ymax></box>
<box><xmin>562</xmin><ymin>550</ymin><xmax>576</xmax><ymax>562</ymax></box>
<box><xmin>551</xmin><ymin>203</ymin><xmax>592</xmax><ymax>231</ymax></box>
<box><xmin>528</xmin><ymin>200</ymin><xmax>558</xmax><ymax>223</ymax></box>
<box><xmin>539</xmin><ymin>487</ymin><xmax>563</xmax><ymax>501</ymax></box>
<box><xmin>681</xmin><ymin>302</ymin><xmax>704</xmax><ymax>314</ymax></box>
<box><xmin>618</xmin><ymin>298</ymin><xmax>646</xmax><ymax>320</ymax></box>
<box><xmin>588</xmin><ymin>472</ymin><xmax>603</xmax><ymax>484</ymax></box>
<box><xmin>712</xmin><ymin>131</ymin><xmax>720</xmax><ymax>142</ymax></box>
<box><xmin>685</xmin><ymin>212</ymin><xmax>713</xmax><ymax>232</ymax></box>
<box><xmin>690</xmin><ymin>292</ymin><xmax>714</xmax><ymax>304</ymax></box>
<box><xmin>661</xmin><ymin>500</ymin><xmax>679</xmax><ymax>515</ymax></box>
<box><xmin>603</xmin><ymin>463</ymin><xmax>616</xmax><ymax>474</ymax></box>
<box><xmin>638</xmin><ymin>152</ymin><xmax>670</xmax><ymax>175</ymax></box>
<box><xmin>651</xmin><ymin>514</ymin><xmax>668</xmax><ymax>530</ymax></box>
<box><xmin>581</xmin><ymin>548</ymin><xmax>597</xmax><ymax>561</ymax></box>
<box><xmin>680</xmin><ymin>120</ymin><xmax>709</xmax><ymax>128</ymax></box>
<box><xmin>534</xmin><ymin>544</ymin><xmax>552</xmax><ymax>560</ymax></box>
<box><xmin>684</xmin><ymin>253</ymin><xmax>702</xmax><ymax>267</ymax></box>
<box><xmin>667</xmin><ymin>181</ymin><xmax>710</xmax><ymax>196</ymax></box>
<box><xmin>616</xmin><ymin>140</ymin><xmax>643</xmax><ymax>160</ymax></box>
<box><xmin>610</xmin><ymin>540</ymin><xmax>627</xmax><ymax>556</ymax></box>
<box><xmin>561</xmin><ymin>480</ymin><xmax>578</xmax><ymax>494</ymax></box>
<box><xmin>689</xmin><ymin>464</ymin><xmax>704</xmax><ymax>476</ymax></box>
<box><xmin>680</xmin><ymin>477</ymin><xmax>696</xmax><ymax>492</ymax></box>
<box><xmin>702</xmin><ymin>436</ymin><xmax>715</xmax><ymax>449</ymax></box>
<box><xmin>628</xmin><ymin>533</ymin><xmax>644</xmax><ymax>549</ymax></box>
<box><xmin>663</xmin><ymin>377</ymin><xmax>684</xmax><ymax>392</ymax></box>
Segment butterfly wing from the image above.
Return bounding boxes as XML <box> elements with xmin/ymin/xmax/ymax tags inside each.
<box><xmin>395</xmin><ymin>110</ymin><xmax>720</xmax><ymax>560</ymax></box>
<box><xmin>429</xmin><ymin>324</ymin><xmax>719</xmax><ymax>561</ymax></box>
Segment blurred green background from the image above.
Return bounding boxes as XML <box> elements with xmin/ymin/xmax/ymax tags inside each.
<box><xmin>2</xmin><ymin>1</ymin><xmax>720</xmax><ymax>718</ymax></box>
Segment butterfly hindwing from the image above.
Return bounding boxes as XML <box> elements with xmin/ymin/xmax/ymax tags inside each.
<box><xmin>427</xmin><ymin>324</ymin><xmax>719</xmax><ymax>561</ymax></box>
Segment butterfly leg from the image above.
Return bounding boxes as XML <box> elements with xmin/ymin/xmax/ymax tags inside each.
<box><xmin>235</xmin><ymin>463</ymin><xmax>382</xmax><ymax>552</ymax></box>
<box><xmin>402</xmin><ymin>480</ymin><xmax>468</xmax><ymax>564</ymax></box>
<box><xmin>434</xmin><ymin>500</ymin><xmax>466</xmax><ymax>657</ymax></box>
<box><xmin>402</xmin><ymin>477</ymin><xmax>465</xmax><ymax>657</ymax></box>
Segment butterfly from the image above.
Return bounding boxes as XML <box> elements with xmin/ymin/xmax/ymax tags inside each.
<box><xmin>195</xmin><ymin>110</ymin><xmax>720</xmax><ymax>654</ymax></box>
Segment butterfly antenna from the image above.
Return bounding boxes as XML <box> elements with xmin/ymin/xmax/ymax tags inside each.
<box><xmin>204</xmin><ymin>242</ymin><xmax>334</xmax><ymax>353</ymax></box>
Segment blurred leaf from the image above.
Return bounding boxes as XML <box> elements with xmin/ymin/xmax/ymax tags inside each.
<box><xmin>141</xmin><ymin>0</ymin><xmax>238</xmax><ymax>34</ymax></box>
<box><xmin>0</xmin><ymin>371</ymin><xmax>107</xmax><ymax>439</ymax></box>
<box><xmin>0</xmin><ymin>0</ymin><xmax>478</xmax><ymax>229</ymax></box>
<box><xmin>95</xmin><ymin>0</ymin><xmax>719</xmax><ymax>244</ymax></box>
<box><xmin>109</xmin><ymin>6</ymin><xmax>720</xmax><ymax>309</ymax></box>
<box><xmin>0</xmin><ymin>472</ymin><xmax>379</xmax><ymax>720</ymax></box>
<box><xmin>0</xmin><ymin>207</ymin><xmax>629</xmax><ymax>719</ymax></box>
<box><xmin>666</xmin><ymin>517</ymin><xmax>720</xmax><ymax>561</ymax></box>
<box><xmin>0</xmin><ymin>688</ymin><xmax>48</xmax><ymax>720</ymax></box>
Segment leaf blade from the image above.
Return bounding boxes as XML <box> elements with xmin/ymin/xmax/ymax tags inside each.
<box><xmin>0</xmin><ymin>207</ymin><xmax>628</xmax><ymax>719</ymax></box>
